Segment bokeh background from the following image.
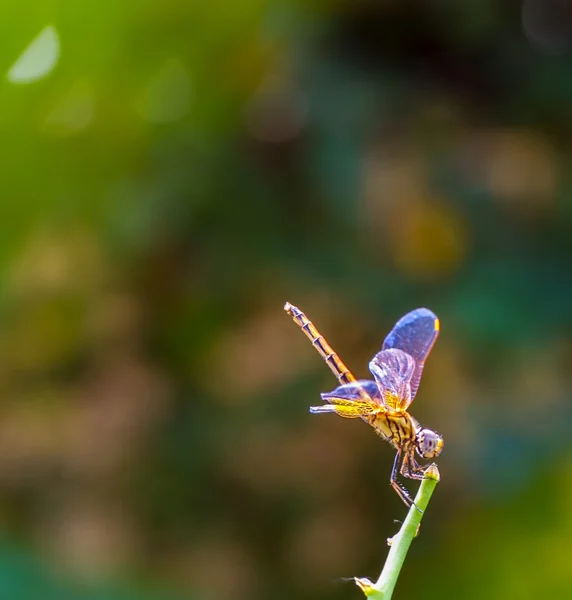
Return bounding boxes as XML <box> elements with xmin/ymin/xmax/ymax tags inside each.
<box><xmin>2</xmin><ymin>0</ymin><xmax>572</xmax><ymax>598</ymax></box>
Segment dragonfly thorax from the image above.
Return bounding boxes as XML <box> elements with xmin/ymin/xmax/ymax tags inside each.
<box><xmin>416</xmin><ymin>428</ymin><xmax>443</xmax><ymax>459</ymax></box>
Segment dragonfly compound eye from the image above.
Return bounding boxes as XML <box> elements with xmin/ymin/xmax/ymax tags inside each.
<box><xmin>417</xmin><ymin>428</ymin><xmax>443</xmax><ymax>459</ymax></box>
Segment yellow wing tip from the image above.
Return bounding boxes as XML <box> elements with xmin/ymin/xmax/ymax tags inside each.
<box><xmin>434</xmin><ymin>318</ymin><xmax>440</xmax><ymax>332</ymax></box>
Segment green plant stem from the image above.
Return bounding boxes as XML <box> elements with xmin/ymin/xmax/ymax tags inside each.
<box><xmin>355</xmin><ymin>464</ymin><xmax>440</xmax><ymax>600</ymax></box>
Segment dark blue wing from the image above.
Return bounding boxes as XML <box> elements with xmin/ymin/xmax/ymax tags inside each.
<box><xmin>382</xmin><ymin>308</ymin><xmax>439</xmax><ymax>401</ymax></box>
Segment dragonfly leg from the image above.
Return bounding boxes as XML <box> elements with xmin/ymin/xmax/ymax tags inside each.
<box><xmin>390</xmin><ymin>451</ymin><xmax>417</xmax><ymax>509</ymax></box>
<box><xmin>391</xmin><ymin>451</ymin><xmax>424</xmax><ymax>513</ymax></box>
<box><xmin>402</xmin><ymin>452</ymin><xmax>436</xmax><ymax>482</ymax></box>
<box><xmin>401</xmin><ymin>451</ymin><xmax>426</xmax><ymax>481</ymax></box>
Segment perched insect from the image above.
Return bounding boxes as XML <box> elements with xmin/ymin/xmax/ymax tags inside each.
<box><xmin>284</xmin><ymin>302</ymin><xmax>443</xmax><ymax>508</ymax></box>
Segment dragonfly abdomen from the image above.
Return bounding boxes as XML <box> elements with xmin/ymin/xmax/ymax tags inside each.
<box><xmin>284</xmin><ymin>302</ymin><xmax>356</xmax><ymax>387</ymax></box>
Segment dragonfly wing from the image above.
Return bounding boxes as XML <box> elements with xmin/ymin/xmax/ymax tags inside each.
<box><xmin>369</xmin><ymin>348</ymin><xmax>415</xmax><ymax>411</ymax></box>
<box><xmin>311</xmin><ymin>380</ymin><xmax>381</xmax><ymax>418</ymax></box>
<box><xmin>382</xmin><ymin>308</ymin><xmax>439</xmax><ymax>400</ymax></box>
<box><xmin>321</xmin><ymin>380</ymin><xmax>382</xmax><ymax>402</ymax></box>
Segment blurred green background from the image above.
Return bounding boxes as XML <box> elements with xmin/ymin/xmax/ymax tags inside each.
<box><xmin>2</xmin><ymin>0</ymin><xmax>572</xmax><ymax>598</ymax></box>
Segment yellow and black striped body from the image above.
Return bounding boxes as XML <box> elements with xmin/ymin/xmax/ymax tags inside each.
<box><xmin>367</xmin><ymin>411</ymin><xmax>419</xmax><ymax>453</ymax></box>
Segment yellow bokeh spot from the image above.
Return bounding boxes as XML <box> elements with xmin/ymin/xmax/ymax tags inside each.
<box><xmin>389</xmin><ymin>200</ymin><xmax>468</xmax><ymax>280</ymax></box>
<box><xmin>485</xmin><ymin>128</ymin><xmax>558</xmax><ymax>210</ymax></box>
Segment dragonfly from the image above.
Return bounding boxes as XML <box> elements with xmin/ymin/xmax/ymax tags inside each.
<box><xmin>284</xmin><ymin>302</ymin><xmax>443</xmax><ymax>508</ymax></box>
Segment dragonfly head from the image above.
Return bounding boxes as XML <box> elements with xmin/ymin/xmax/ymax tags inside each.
<box><xmin>416</xmin><ymin>428</ymin><xmax>443</xmax><ymax>459</ymax></box>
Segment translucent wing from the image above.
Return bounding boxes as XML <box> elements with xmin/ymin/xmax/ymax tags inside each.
<box><xmin>382</xmin><ymin>308</ymin><xmax>439</xmax><ymax>401</ymax></box>
<box><xmin>310</xmin><ymin>380</ymin><xmax>381</xmax><ymax>418</ymax></box>
<box><xmin>369</xmin><ymin>348</ymin><xmax>416</xmax><ymax>411</ymax></box>
<box><xmin>321</xmin><ymin>380</ymin><xmax>382</xmax><ymax>403</ymax></box>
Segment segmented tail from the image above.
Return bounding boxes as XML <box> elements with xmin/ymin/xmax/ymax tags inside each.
<box><xmin>284</xmin><ymin>302</ymin><xmax>356</xmax><ymax>386</ymax></box>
